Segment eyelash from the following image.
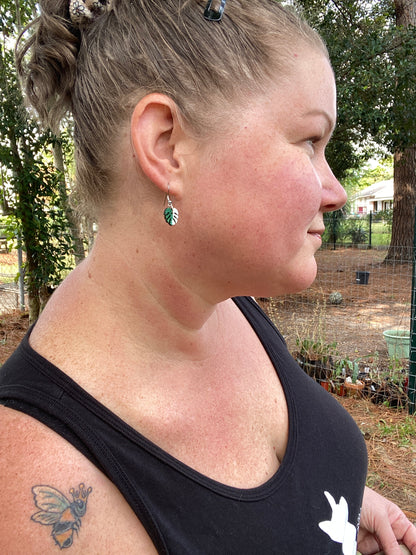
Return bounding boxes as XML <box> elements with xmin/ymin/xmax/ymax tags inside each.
<box><xmin>305</xmin><ymin>136</ymin><xmax>325</xmax><ymax>154</ymax></box>
<box><xmin>306</xmin><ymin>136</ymin><xmax>321</xmax><ymax>147</ymax></box>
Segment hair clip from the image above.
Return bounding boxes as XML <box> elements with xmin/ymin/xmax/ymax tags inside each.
<box><xmin>204</xmin><ymin>0</ymin><xmax>226</xmax><ymax>21</ymax></box>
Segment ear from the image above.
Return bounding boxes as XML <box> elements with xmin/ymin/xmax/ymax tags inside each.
<box><xmin>130</xmin><ymin>93</ymin><xmax>186</xmax><ymax>198</ymax></box>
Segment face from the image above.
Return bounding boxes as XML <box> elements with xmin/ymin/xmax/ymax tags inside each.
<box><xmin>180</xmin><ymin>48</ymin><xmax>347</xmax><ymax>299</ymax></box>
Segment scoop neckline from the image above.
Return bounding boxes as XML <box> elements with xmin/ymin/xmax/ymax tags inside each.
<box><xmin>21</xmin><ymin>296</ymin><xmax>298</xmax><ymax>501</ymax></box>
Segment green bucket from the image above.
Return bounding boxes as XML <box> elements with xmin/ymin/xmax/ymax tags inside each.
<box><xmin>383</xmin><ymin>329</ymin><xmax>410</xmax><ymax>359</ymax></box>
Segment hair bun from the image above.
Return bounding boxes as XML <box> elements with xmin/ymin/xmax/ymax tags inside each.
<box><xmin>69</xmin><ymin>0</ymin><xmax>112</xmax><ymax>25</ymax></box>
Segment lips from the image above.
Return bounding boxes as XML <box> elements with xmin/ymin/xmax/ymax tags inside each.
<box><xmin>307</xmin><ymin>219</ymin><xmax>325</xmax><ymax>236</ymax></box>
<box><xmin>308</xmin><ymin>229</ymin><xmax>324</xmax><ymax>237</ymax></box>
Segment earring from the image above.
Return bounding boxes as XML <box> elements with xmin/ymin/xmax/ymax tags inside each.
<box><xmin>163</xmin><ymin>185</ymin><xmax>179</xmax><ymax>226</ymax></box>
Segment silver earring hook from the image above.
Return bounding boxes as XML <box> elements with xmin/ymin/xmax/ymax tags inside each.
<box><xmin>164</xmin><ymin>184</ymin><xmax>179</xmax><ymax>226</ymax></box>
<box><xmin>166</xmin><ymin>184</ymin><xmax>173</xmax><ymax>207</ymax></box>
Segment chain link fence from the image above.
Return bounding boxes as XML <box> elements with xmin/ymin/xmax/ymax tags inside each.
<box><xmin>0</xmin><ymin>247</ymin><xmax>25</xmax><ymax>314</ymax></box>
<box><xmin>259</xmin><ymin>245</ymin><xmax>416</xmax><ymax>414</ymax></box>
<box><xmin>323</xmin><ymin>212</ymin><xmax>392</xmax><ymax>250</ymax></box>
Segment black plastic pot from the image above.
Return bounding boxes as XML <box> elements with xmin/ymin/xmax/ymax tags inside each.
<box><xmin>355</xmin><ymin>271</ymin><xmax>369</xmax><ymax>285</ymax></box>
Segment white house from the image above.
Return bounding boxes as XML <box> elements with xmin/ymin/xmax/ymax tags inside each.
<box><xmin>351</xmin><ymin>179</ymin><xmax>393</xmax><ymax>215</ymax></box>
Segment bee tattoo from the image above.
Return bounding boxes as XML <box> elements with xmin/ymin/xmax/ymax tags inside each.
<box><xmin>31</xmin><ymin>483</ymin><xmax>92</xmax><ymax>549</ymax></box>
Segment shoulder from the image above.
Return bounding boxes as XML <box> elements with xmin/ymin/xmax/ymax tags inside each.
<box><xmin>0</xmin><ymin>406</ymin><xmax>158</xmax><ymax>554</ymax></box>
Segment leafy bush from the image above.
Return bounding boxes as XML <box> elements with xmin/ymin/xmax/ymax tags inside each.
<box><xmin>342</xmin><ymin>220</ymin><xmax>369</xmax><ymax>245</ymax></box>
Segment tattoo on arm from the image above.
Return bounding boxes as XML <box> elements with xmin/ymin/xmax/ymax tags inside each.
<box><xmin>31</xmin><ymin>483</ymin><xmax>92</xmax><ymax>549</ymax></box>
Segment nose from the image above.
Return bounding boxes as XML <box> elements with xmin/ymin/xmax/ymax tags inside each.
<box><xmin>320</xmin><ymin>161</ymin><xmax>347</xmax><ymax>213</ymax></box>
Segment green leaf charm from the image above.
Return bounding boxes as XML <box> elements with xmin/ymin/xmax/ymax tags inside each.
<box><xmin>164</xmin><ymin>206</ymin><xmax>179</xmax><ymax>226</ymax></box>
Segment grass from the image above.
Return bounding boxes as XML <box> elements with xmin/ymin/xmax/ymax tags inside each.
<box><xmin>0</xmin><ymin>262</ymin><xmax>19</xmax><ymax>285</ymax></box>
<box><xmin>370</xmin><ymin>221</ymin><xmax>391</xmax><ymax>247</ymax></box>
<box><xmin>377</xmin><ymin>415</ymin><xmax>416</xmax><ymax>447</ymax></box>
<box><xmin>0</xmin><ymin>251</ymin><xmax>20</xmax><ymax>284</ymax></box>
<box><xmin>0</xmin><ymin>262</ymin><xmax>18</xmax><ymax>273</ymax></box>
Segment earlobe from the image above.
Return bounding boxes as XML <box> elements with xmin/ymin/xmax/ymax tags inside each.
<box><xmin>130</xmin><ymin>93</ymin><xmax>183</xmax><ymax>196</ymax></box>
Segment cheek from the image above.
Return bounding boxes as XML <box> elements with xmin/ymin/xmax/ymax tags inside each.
<box><xmin>255</xmin><ymin>166</ymin><xmax>322</xmax><ymax>231</ymax></box>
<box><xmin>278</xmin><ymin>167</ymin><xmax>323</xmax><ymax>223</ymax></box>
<box><xmin>191</xmin><ymin>145</ymin><xmax>321</xmax><ymax>242</ymax></box>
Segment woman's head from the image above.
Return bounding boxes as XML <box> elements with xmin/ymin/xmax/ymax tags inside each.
<box><xmin>17</xmin><ymin>0</ymin><xmax>328</xmax><ymax>215</ymax></box>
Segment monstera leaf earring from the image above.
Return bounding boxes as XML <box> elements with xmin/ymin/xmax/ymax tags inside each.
<box><xmin>164</xmin><ymin>185</ymin><xmax>179</xmax><ymax>226</ymax></box>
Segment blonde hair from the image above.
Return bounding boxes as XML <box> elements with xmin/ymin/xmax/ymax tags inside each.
<box><xmin>16</xmin><ymin>0</ymin><xmax>327</xmax><ymax>214</ymax></box>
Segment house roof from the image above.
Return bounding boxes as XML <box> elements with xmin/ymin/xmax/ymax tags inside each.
<box><xmin>352</xmin><ymin>179</ymin><xmax>393</xmax><ymax>202</ymax></box>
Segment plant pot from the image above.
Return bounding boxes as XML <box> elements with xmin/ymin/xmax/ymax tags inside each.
<box><xmin>355</xmin><ymin>270</ymin><xmax>369</xmax><ymax>285</ymax></box>
<box><xmin>383</xmin><ymin>329</ymin><xmax>410</xmax><ymax>360</ymax></box>
<box><xmin>338</xmin><ymin>383</ymin><xmax>346</xmax><ymax>396</ymax></box>
<box><xmin>330</xmin><ymin>378</ymin><xmax>346</xmax><ymax>397</ymax></box>
<box><xmin>371</xmin><ymin>379</ymin><xmax>408</xmax><ymax>408</ymax></box>
<box><xmin>319</xmin><ymin>379</ymin><xmax>330</xmax><ymax>391</ymax></box>
<box><xmin>344</xmin><ymin>381</ymin><xmax>364</xmax><ymax>398</ymax></box>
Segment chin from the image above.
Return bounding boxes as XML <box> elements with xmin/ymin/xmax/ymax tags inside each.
<box><xmin>254</xmin><ymin>265</ymin><xmax>318</xmax><ymax>298</ymax></box>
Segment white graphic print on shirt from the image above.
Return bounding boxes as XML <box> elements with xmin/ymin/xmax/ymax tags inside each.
<box><xmin>319</xmin><ymin>491</ymin><xmax>358</xmax><ymax>555</ymax></box>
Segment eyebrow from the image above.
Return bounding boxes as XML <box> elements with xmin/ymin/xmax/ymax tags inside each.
<box><xmin>303</xmin><ymin>109</ymin><xmax>336</xmax><ymax>135</ymax></box>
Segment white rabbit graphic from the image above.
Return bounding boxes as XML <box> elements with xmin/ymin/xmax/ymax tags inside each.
<box><xmin>318</xmin><ymin>491</ymin><xmax>357</xmax><ymax>555</ymax></box>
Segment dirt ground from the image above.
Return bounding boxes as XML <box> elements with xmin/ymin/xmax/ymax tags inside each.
<box><xmin>0</xmin><ymin>310</ymin><xmax>29</xmax><ymax>362</ymax></box>
<box><xmin>262</xmin><ymin>247</ymin><xmax>413</xmax><ymax>362</ymax></box>
<box><xmin>0</xmin><ymin>247</ymin><xmax>415</xmax><ymax>522</ymax></box>
<box><xmin>337</xmin><ymin>395</ymin><xmax>416</xmax><ymax>523</ymax></box>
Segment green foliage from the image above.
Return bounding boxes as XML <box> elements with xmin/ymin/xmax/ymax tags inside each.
<box><xmin>342</xmin><ymin>219</ymin><xmax>368</xmax><ymax>244</ymax></box>
<box><xmin>296</xmin><ymin>336</ymin><xmax>338</xmax><ymax>363</ymax></box>
<box><xmin>342</xmin><ymin>157</ymin><xmax>394</xmax><ymax>198</ymax></box>
<box><xmin>0</xmin><ymin>214</ymin><xmax>19</xmax><ymax>244</ymax></box>
<box><xmin>334</xmin><ymin>356</ymin><xmax>360</xmax><ymax>381</ymax></box>
<box><xmin>295</xmin><ymin>0</ymin><xmax>416</xmax><ymax>177</ymax></box>
<box><xmin>295</xmin><ymin>336</ymin><xmax>338</xmax><ymax>380</ymax></box>
<box><xmin>322</xmin><ymin>212</ymin><xmax>393</xmax><ymax>247</ymax></box>
<box><xmin>373</xmin><ymin>208</ymin><xmax>393</xmax><ymax>228</ymax></box>
<box><xmin>0</xmin><ymin>1</ymin><xmax>36</xmax><ymax>37</ymax></box>
<box><xmin>14</xmin><ymin>155</ymin><xmax>75</xmax><ymax>288</ymax></box>
<box><xmin>1</xmin><ymin>0</ymin><xmax>76</xmax><ymax>317</ymax></box>
<box><xmin>322</xmin><ymin>208</ymin><xmax>346</xmax><ymax>244</ymax></box>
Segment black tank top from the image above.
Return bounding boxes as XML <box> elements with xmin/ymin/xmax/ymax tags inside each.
<box><xmin>0</xmin><ymin>297</ymin><xmax>367</xmax><ymax>554</ymax></box>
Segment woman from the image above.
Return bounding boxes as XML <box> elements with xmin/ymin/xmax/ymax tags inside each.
<box><xmin>0</xmin><ymin>0</ymin><xmax>415</xmax><ymax>553</ymax></box>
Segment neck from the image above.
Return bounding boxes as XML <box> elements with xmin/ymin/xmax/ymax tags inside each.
<box><xmin>70</xmin><ymin>230</ymin><xmax>227</xmax><ymax>362</ymax></box>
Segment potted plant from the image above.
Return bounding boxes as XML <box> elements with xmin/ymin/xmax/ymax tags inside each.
<box><xmin>294</xmin><ymin>337</ymin><xmax>337</xmax><ymax>388</ymax></box>
<box><xmin>341</xmin><ymin>358</ymin><xmax>365</xmax><ymax>397</ymax></box>
<box><xmin>329</xmin><ymin>362</ymin><xmax>347</xmax><ymax>396</ymax></box>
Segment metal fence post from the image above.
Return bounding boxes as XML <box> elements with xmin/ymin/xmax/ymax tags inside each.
<box><xmin>17</xmin><ymin>235</ymin><xmax>25</xmax><ymax>312</ymax></box>
<box><xmin>408</xmin><ymin>206</ymin><xmax>416</xmax><ymax>415</ymax></box>
<box><xmin>368</xmin><ymin>211</ymin><xmax>372</xmax><ymax>249</ymax></box>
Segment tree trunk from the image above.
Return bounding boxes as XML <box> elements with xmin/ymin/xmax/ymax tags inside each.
<box><xmin>8</xmin><ymin>128</ymin><xmax>41</xmax><ymax>322</ymax></box>
<box><xmin>394</xmin><ymin>0</ymin><xmax>416</xmax><ymax>25</ymax></box>
<box><xmin>52</xmin><ymin>140</ymin><xmax>86</xmax><ymax>264</ymax></box>
<box><xmin>385</xmin><ymin>148</ymin><xmax>416</xmax><ymax>262</ymax></box>
<box><xmin>385</xmin><ymin>0</ymin><xmax>416</xmax><ymax>263</ymax></box>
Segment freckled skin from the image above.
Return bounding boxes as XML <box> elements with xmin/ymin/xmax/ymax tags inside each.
<box><xmin>180</xmin><ymin>49</ymin><xmax>346</xmax><ymax>299</ymax></box>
